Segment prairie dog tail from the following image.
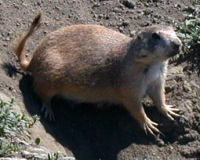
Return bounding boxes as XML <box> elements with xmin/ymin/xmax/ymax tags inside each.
<box><xmin>15</xmin><ymin>13</ymin><xmax>41</xmax><ymax>71</ymax></box>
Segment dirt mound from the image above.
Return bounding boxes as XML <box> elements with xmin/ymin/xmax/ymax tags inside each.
<box><xmin>0</xmin><ymin>0</ymin><xmax>200</xmax><ymax>159</ymax></box>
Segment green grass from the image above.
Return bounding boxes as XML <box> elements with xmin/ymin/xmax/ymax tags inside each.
<box><xmin>0</xmin><ymin>99</ymin><xmax>38</xmax><ymax>157</ymax></box>
<box><xmin>0</xmin><ymin>141</ymin><xmax>19</xmax><ymax>157</ymax></box>
<box><xmin>177</xmin><ymin>6</ymin><xmax>200</xmax><ymax>53</ymax></box>
<box><xmin>176</xmin><ymin>5</ymin><xmax>200</xmax><ymax>73</ymax></box>
<box><xmin>0</xmin><ymin>99</ymin><xmax>76</xmax><ymax>159</ymax></box>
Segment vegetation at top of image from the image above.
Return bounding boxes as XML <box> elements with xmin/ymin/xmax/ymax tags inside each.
<box><xmin>178</xmin><ymin>5</ymin><xmax>200</xmax><ymax>53</ymax></box>
<box><xmin>0</xmin><ymin>99</ymin><xmax>38</xmax><ymax>157</ymax></box>
<box><xmin>176</xmin><ymin>5</ymin><xmax>200</xmax><ymax>73</ymax></box>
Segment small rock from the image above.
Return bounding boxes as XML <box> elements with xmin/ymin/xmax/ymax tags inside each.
<box><xmin>93</xmin><ymin>14</ymin><xmax>97</xmax><ymax>18</ymax></box>
<box><xmin>183</xmin><ymin>100</ymin><xmax>193</xmax><ymax>113</ymax></box>
<box><xmin>120</xmin><ymin>0</ymin><xmax>135</xmax><ymax>9</ymax></box>
<box><xmin>144</xmin><ymin>2</ymin><xmax>149</xmax><ymax>7</ymax></box>
<box><xmin>55</xmin><ymin>6</ymin><xmax>60</xmax><ymax>10</ymax></box>
<box><xmin>143</xmin><ymin>9</ymin><xmax>153</xmax><ymax>15</ymax></box>
<box><xmin>3</xmin><ymin>43</ymin><xmax>7</xmax><ymax>47</ymax></box>
<box><xmin>118</xmin><ymin>27</ymin><xmax>124</xmax><ymax>32</ymax></box>
<box><xmin>34</xmin><ymin>1</ymin><xmax>41</xmax><ymax>6</ymax></box>
<box><xmin>169</xmin><ymin>145</ymin><xmax>174</xmax><ymax>150</ymax></box>
<box><xmin>8</xmin><ymin>86</ymin><xmax>13</xmax><ymax>91</ymax></box>
<box><xmin>5</xmin><ymin>37</ymin><xmax>10</xmax><ymax>41</ymax></box>
<box><xmin>136</xmin><ymin>1</ymin><xmax>142</xmax><ymax>6</ymax></box>
<box><xmin>93</xmin><ymin>3</ymin><xmax>100</xmax><ymax>7</ymax></box>
<box><xmin>174</xmin><ymin>76</ymin><xmax>183</xmax><ymax>82</ymax></box>
<box><xmin>156</xmin><ymin>138</ymin><xmax>165</xmax><ymax>146</ymax></box>
<box><xmin>44</xmin><ymin>21</ymin><xmax>49</xmax><ymax>26</ymax></box>
<box><xmin>165</xmin><ymin>86</ymin><xmax>174</xmax><ymax>93</ymax></box>
<box><xmin>113</xmin><ymin>7</ymin><xmax>122</xmax><ymax>13</ymax></box>
<box><xmin>183</xmin><ymin>65</ymin><xmax>192</xmax><ymax>73</ymax></box>
<box><xmin>16</xmin><ymin>22</ymin><xmax>20</xmax><ymax>26</ymax></box>
<box><xmin>98</xmin><ymin>14</ymin><xmax>103</xmax><ymax>19</ymax></box>
<box><xmin>183</xmin><ymin>81</ymin><xmax>191</xmax><ymax>92</ymax></box>
<box><xmin>130</xmin><ymin>30</ymin><xmax>136</xmax><ymax>37</ymax></box>
<box><xmin>122</xmin><ymin>21</ymin><xmax>129</xmax><ymax>27</ymax></box>
<box><xmin>104</xmin><ymin>15</ymin><xmax>109</xmax><ymax>20</ymax></box>
<box><xmin>55</xmin><ymin>17</ymin><xmax>60</xmax><ymax>21</ymax></box>
<box><xmin>174</xmin><ymin>3</ymin><xmax>181</xmax><ymax>8</ymax></box>
<box><xmin>13</xmin><ymin>3</ymin><xmax>19</xmax><ymax>9</ymax></box>
<box><xmin>140</xmin><ymin>21</ymin><xmax>150</xmax><ymax>27</ymax></box>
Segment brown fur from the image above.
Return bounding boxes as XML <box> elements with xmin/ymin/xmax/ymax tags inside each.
<box><xmin>15</xmin><ymin>14</ymin><xmax>182</xmax><ymax>135</ymax></box>
<box><xmin>15</xmin><ymin>13</ymin><xmax>41</xmax><ymax>71</ymax></box>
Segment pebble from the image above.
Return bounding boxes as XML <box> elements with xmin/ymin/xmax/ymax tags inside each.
<box><xmin>165</xmin><ymin>86</ymin><xmax>174</xmax><ymax>93</ymax></box>
<box><xmin>156</xmin><ymin>138</ymin><xmax>165</xmax><ymax>146</ymax></box>
<box><xmin>183</xmin><ymin>81</ymin><xmax>191</xmax><ymax>92</ymax></box>
<box><xmin>8</xmin><ymin>86</ymin><xmax>13</xmax><ymax>91</ymax></box>
<box><xmin>5</xmin><ymin>37</ymin><xmax>10</xmax><ymax>41</ymax></box>
<box><xmin>122</xmin><ymin>21</ymin><xmax>129</xmax><ymax>27</ymax></box>
<box><xmin>174</xmin><ymin>76</ymin><xmax>183</xmax><ymax>82</ymax></box>
<box><xmin>93</xmin><ymin>3</ymin><xmax>100</xmax><ymax>7</ymax></box>
<box><xmin>118</xmin><ymin>27</ymin><xmax>124</xmax><ymax>32</ymax></box>
<box><xmin>16</xmin><ymin>22</ymin><xmax>20</xmax><ymax>26</ymax></box>
<box><xmin>174</xmin><ymin>3</ymin><xmax>181</xmax><ymax>9</ymax></box>
<box><xmin>3</xmin><ymin>43</ymin><xmax>7</xmax><ymax>47</ymax></box>
<box><xmin>55</xmin><ymin>6</ymin><xmax>60</xmax><ymax>10</ymax></box>
<box><xmin>130</xmin><ymin>30</ymin><xmax>136</xmax><ymax>37</ymax></box>
<box><xmin>143</xmin><ymin>9</ymin><xmax>153</xmax><ymax>15</ymax></box>
<box><xmin>120</xmin><ymin>0</ymin><xmax>135</xmax><ymax>9</ymax></box>
<box><xmin>140</xmin><ymin>21</ymin><xmax>150</xmax><ymax>27</ymax></box>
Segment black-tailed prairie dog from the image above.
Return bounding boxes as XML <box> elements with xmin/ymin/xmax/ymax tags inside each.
<box><xmin>15</xmin><ymin>14</ymin><xmax>182</xmax><ymax>135</ymax></box>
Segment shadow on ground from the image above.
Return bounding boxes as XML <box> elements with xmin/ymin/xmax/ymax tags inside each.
<box><xmin>172</xmin><ymin>46</ymin><xmax>200</xmax><ymax>76</ymax></box>
<box><xmin>3</xmin><ymin>67</ymin><xmax>184</xmax><ymax>160</ymax></box>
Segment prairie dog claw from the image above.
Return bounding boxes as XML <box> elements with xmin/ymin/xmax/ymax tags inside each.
<box><xmin>141</xmin><ymin>117</ymin><xmax>162</xmax><ymax>136</ymax></box>
<box><xmin>159</xmin><ymin>105</ymin><xmax>180</xmax><ymax>121</ymax></box>
<box><xmin>41</xmin><ymin>103</ymin><xmax>55</xmax><ymax>121</ymax></box>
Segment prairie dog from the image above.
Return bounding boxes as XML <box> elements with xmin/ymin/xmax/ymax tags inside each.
<box><xmin>15</xmin><ymin>14</ymin><xmax>182</xmax><ymax>135</ymax></box>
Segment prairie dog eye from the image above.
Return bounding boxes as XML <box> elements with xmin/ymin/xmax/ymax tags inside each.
<box><xmin>152</xmin><ymin>33</ymin><xmax>161</xmax><ymax>40</ymax></box>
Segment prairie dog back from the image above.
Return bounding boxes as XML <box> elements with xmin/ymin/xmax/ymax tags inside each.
<box><xmin>15</xmin><ymin>14</ymin><xmax>182</xmax><ymax>135</ymax></box>
<box><xmin>29</xmin><ymin>25</ymin><xmax>131</xmax><ymax>87</ymax></box>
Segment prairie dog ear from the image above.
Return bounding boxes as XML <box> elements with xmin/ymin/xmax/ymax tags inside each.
<box><xmin>136</xmin><ymin>31</ymin><xmax>145</xmax><ymax>40</ymax></box>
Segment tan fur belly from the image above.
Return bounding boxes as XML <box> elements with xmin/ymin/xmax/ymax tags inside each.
<box><xmin>60</xmin><ymin>84</ymin><xmax>121</xmax><ymax>103</ymax></box>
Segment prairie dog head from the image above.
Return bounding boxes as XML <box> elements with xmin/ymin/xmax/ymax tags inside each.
<box><xmin>131</xmin><ymin>25</ymin><xmax>182</xmax><ymax>64</ymax></box>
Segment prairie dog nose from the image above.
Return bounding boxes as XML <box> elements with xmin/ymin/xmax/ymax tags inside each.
<box><xmin>168</xmin><ymin>38</ymin><xmax>182</xmax><ymax>57</ymax></box>
<box><xmin>172</xmin><ymin>39</ymin><xmax>182</xmax><ymax>52</ymax></box>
